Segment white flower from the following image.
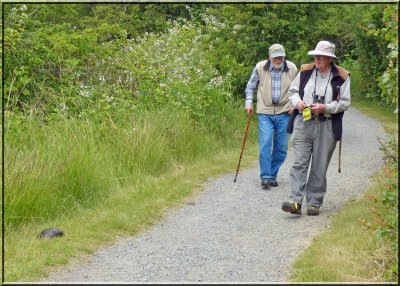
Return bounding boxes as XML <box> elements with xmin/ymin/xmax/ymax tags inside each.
<box><xmin>79</xmin><ymin>90</ymin><xmax>90</xmax><ymax>97</ymax></box>
<box><xmin>208</xmin><ymin>76</ymin><xmax>223</xmax><ymax>87</ymax></box>
<box><xmin>79</xmin><ymin>84</ymin><xmax>91</xmax><ymax>97</ymax></box>
<box><xmin>60</xmin><ymin>103</ymin><xmax>69</xmax><ymax>111</ymax></box>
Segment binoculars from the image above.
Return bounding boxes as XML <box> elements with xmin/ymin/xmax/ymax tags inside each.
<box><xmin>313</xmin><ymin>92</ymin><xmax>325</xmax><ymax>104</ymax></box>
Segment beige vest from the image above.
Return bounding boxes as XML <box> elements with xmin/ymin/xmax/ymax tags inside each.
<box><xmin>255</xmin><ymin>60</ymin><xmax>298</xmax><ymax>114</ymax></box>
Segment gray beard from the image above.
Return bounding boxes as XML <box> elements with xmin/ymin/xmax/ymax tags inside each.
<box><xmin>272</xmin><ymin>63</ymin><xmax>283</xmax><ymax>69</ymax></box>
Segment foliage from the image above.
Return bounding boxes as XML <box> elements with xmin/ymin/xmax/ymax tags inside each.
<box><xmin>4</xmin><ymin>4</ymin><xmax>247</xmax><ymax>230</ymax></box>
<box><xmin>199</xmin><ymin>4</ymin><xmax>321</xmax><ymax>97</ymax></box>
<box><xmin>2</xmin><ymin>3</ymin><xmax>399</xmax><ymax>282</ymax></box>
<box><xmin>359</xmin><ymin>135</ymin><xmax>398</xmax><ymax>281</ymax></box>
<box><xmin>5</xmin><ymin>3</ymin><xmax>397</xmax><ymax>118</ymax></box>
<box><xmin>375</xmin><ymin>136</ymin><xmax>398</xmax><ymax>240</ymax></box>
<box><xmin>352</xmin><ymin>5</ymin><xmax>390</xmax><ymax>103</ymax></box>
<box><xmin>376</xmin><ymin>5</ymin><xmax>398</xmax><ymax>110</ymax></box>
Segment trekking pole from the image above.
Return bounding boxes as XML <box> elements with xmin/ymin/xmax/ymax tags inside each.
<box><xmin>336</xmin><ymin>85</ymin><xmax>342</xmax><ymax>173</ymax></box>
<box><xmin>338</xmin><ymin>139</ymin><xmax>342</xmax><ymax>173</ymax></box>
<box><xmin>234</xmin><ymin>112</ymin><xmax>252</xmax><ymax>183</ymax></box>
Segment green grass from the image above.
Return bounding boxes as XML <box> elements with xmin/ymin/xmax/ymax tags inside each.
<box><xmin>351</xmin><ymin>99</ymin><xmax>398</xmax><ymax>135</ymax></box>
<box><xmin>289</xmin><ymin>98</ymin><xmax>398</xmax><ymax>283</ymax></box>
<box><xmin>290</xmin><ymin>183</ymin><xmax>397</xmax><ymax>282</ymax></box>
<box><xmin>3</xmin><ymin>106</ymin><xmax>259</xmax><ymax>281</ymax></box>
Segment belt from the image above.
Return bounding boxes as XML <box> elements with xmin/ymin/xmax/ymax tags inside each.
<box><xmin>312</xmin><ymin>114</ymin><xmax>331</xmax><ymax>122</ymax></box>
<box><xmin>298</xmin><ymin>113</ymin><xmax>331</xmax><ymax>121</ymax></box>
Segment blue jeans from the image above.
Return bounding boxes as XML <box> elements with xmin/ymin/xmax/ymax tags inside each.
<box><xmin>258</xmin><ymin>113</ymin><xmax>290</xmax><ymax>180</ymax></box>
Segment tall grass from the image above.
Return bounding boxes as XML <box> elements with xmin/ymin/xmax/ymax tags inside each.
<box><xmin>5</xmin><ymin>118</ymin><xmax>116</xmax><ymax>230</ymax></box>
<box><xmin>5</xmin><ymin>103</ymin><xmax>248</xmax><ymax>231</ymax></box>
<box><xmin>4</xmin><ymin>102</ymin><xmax>259</xmax><ymax>281</ymax></box>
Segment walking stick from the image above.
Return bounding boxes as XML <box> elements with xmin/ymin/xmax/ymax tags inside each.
<box><xmin>234</xmin><ymin>112</ymin><xmax>252</xmax><ymax>183</ymax></box>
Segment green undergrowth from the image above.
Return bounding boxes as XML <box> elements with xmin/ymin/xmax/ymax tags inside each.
<box><xmin>4</xmin><ymin>106</ymin><xmax>259</xmax><ymax>281</ymax></box>
<box><xmin>290</xmin><ymin>176</ymin><xmax>398</xmax><ymax>282</ymax></box>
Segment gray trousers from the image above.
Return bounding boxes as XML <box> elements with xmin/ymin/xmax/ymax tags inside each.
<box><xmin>288</xmin><ymin>114</ymin><xmax>337</xmax><ymax>207</ymax></box>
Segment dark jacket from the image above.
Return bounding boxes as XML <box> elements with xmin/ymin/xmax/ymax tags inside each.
<box><xmin>287</xmin><ymin>63</ymin><xmax>350</xmax><ymax>141</ymax></box>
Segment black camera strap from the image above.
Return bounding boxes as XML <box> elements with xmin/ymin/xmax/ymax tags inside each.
<box><xmin>313</xmin><ymin>68</ymin><xmax>332</xmax><ymax>102</ymax></box>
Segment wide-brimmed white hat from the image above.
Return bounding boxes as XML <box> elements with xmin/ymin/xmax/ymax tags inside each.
<box><xmin>308</xmin><ymin>41</ymin><xmax>337</xmax><ymax>58</ymax></box>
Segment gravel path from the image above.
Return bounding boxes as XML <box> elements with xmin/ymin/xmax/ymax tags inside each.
<box><xmin>42</xmin><ymin>106</ymin><xmax>387</xmax><ymax>283</ymax></box>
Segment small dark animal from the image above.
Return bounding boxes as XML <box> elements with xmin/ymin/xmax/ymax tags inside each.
<box><xmin>39</xmin><ymin>228</ymin><xmax>64</xmax><ymax>239</ymax></box>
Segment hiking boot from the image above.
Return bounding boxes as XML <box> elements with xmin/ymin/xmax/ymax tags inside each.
<box><xmin>268</xmin><ymin>178</ymin><xmax>278</xmax><ymax>187</ymax></box>
<box><xmin>282</xmin><ymin>201</ymin><xmax>301</xmax><ymax>214</ymax></box>
<box><xmin>306</xmin><ymin>206</ymin><xmax>320</xmax><ymax>216</ymax></box>
<box><xmin>261</xmin><ymin>179</ymin><xmax>270</xmax><ymax>189</ymax></box>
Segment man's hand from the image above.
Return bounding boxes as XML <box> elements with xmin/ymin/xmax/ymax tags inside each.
<box><xmin>296</xmin><ymin>100</ymin><xmax>306</xmax><ymax>111</ymax></box>
<box><xmin>311</xmin><ymin>103</ymin><xmax>326</xmax><ymax>116</ymax></box>
<box><xmin>245</xmin><ymin>106</ymin><xmax>254</xmax><ymax>115</ymax></box>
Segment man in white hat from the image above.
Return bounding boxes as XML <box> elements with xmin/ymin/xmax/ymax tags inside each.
<box><xmin>245</xmin><ymin>44</ymin><xmax>297</xmax><ymax>189</ymax></box>
<box><xmin>282</xmin><ymin>40</ymin><xmax>351</xmax><ymax>216</ymax></box>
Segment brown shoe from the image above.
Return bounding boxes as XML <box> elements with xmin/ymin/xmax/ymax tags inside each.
<box><xmin>261</xmin><ymin>179</ymin><xmax>270</xmax><ymax>189</ymax></box>
<box><xmin>306</xmin><ymin>206</ymin><xmax>320</xmax><ymax>216</ymax></box>
<box><xmin>268</xmin><ymin>178</ymin><xmax>278</xmax><ymax>187</ymax></box>
<box><xmin>282</xmin><ymin>201</ymin><xmax>301</xmax><ymax>214</ymax></box>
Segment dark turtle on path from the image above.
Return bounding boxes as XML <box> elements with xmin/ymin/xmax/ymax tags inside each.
<box><xmin>39</xmin><ymin>228</ymin><xmax>64</xmax><ymax>239</ymax></box>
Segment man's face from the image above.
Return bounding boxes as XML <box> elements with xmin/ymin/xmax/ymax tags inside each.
<box><xmin>270</xmin><ymin>56</ymin><xmax>284</xmax><ymax>68</ymax></box>
<box><xmin>314</xmin><ymin>55</ymin><xmax>332</xmax><ymax>70</ymax></box>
